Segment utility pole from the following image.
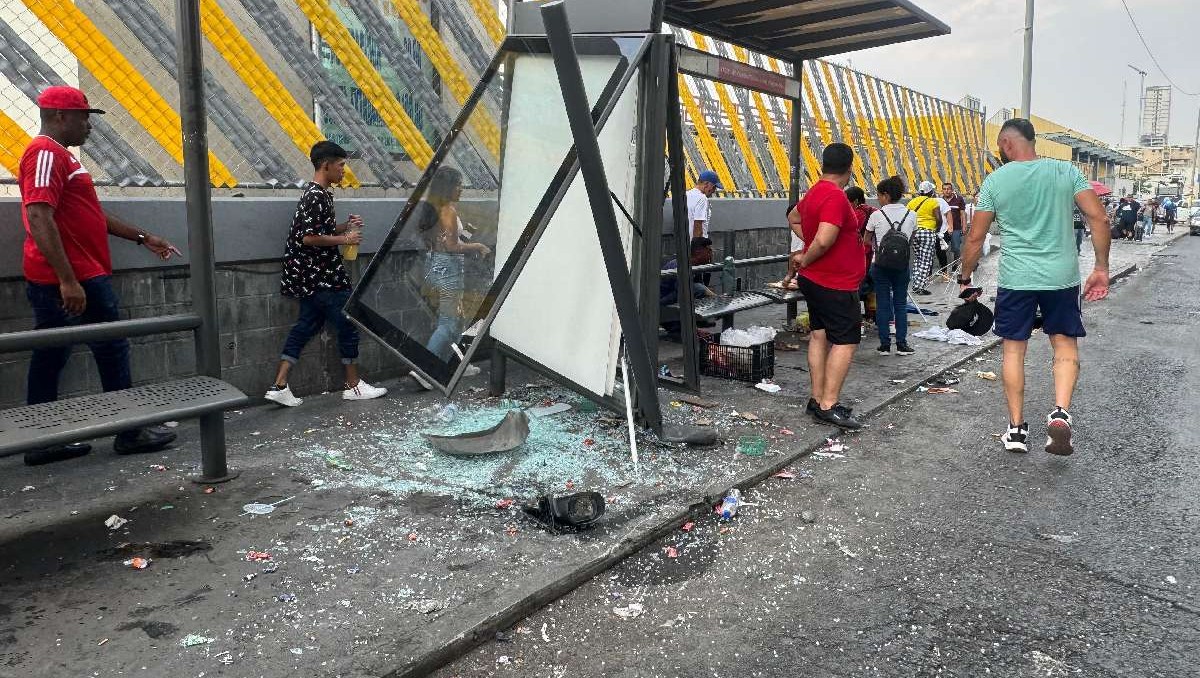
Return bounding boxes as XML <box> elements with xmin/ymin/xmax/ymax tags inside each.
<box><xmin>1192</xmin><ymin>103</ymin><xmax>1199</xmax><ymax>199</ymax></box>
<box><xmin>1120</xmin><ymin>79</ymin><xmax>1127</xmax><ymax>147</ymax></box>
<box><xmin>1020</xmin><ymin>0</ymin><xmax>1034</xmax><ymax>117</ymax></box>
<box><xmin>1128</xmin><ymin>64</ymin><xmax>1147</xmax><ymax>145</ymax></box>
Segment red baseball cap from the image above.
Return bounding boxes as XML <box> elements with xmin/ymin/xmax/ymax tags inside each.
<box><xmin>36</xmin><ymin>86</ymin><xmax>106</xmax><ymax>114</ymax></box>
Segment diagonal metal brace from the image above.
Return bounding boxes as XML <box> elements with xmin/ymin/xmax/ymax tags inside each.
<box><xmin>539</xmin><ymin>0</ymin><xmax>663</xmax><ymax>433</ymax></box>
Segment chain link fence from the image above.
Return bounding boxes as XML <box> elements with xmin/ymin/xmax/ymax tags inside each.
<box><xmin>0</xmin><ymin>0</ymin><xmax>990</xmax><ymax>198</ymax></box>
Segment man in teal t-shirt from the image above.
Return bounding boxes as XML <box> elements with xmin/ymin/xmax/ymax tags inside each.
<box><xmin>958</xmin><ymin>118</ymin><xmax>1112</xmax><ymax>457</ymax></box>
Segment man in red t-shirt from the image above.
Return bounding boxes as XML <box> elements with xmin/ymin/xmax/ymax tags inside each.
<box><xmin>790</xmin><ymin>143</ymin><xmax>866</xmax><ymax>430</ymax></box>
<box><xmin>19</xmin><ymin>86</ymin><xmax>182</xmax><ymax>465</ymax></box>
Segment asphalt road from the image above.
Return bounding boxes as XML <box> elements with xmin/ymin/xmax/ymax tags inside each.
<box><xmin>436</xmin><ymin>236</ymin><xmax>1200</xmax><ymax>678</ymax></box>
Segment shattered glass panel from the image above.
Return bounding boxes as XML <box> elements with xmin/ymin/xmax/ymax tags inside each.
<box><xmin>347</xmin><ymin>35</ymin><xmax>650</xmax><ymax>393</ymax></box>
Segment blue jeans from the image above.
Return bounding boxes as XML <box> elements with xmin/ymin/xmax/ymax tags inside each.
<box><xmin>26</xmin><ymin>275</ymin><xmax>131</xmax><ymax>405</ymax></box>
<box><xmin>281</xmin><ymin>288</ymin><xmax>359</xmax><ymax>364</ymax></box>
<box><xmin>949</xmin><ymin>230</ymin><xmax>963</xmax><ymax>262</ymax></box>
<box><xmin>870</xmin><ymin>264</ymin><xmax>909</xmax><ymax>346</ymax></box>
<box><xmin>1143</xmin><ymin>215</ymin><xmax>1154</xmax><ymax>236</ymax></box>
<box><xmin>425</xmin><ymin>252</ymin><xmax>465</xmax><ymax>361</ymax></box>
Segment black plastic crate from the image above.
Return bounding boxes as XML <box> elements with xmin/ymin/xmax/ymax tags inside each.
<box><xmin>697</xmin><ymin>331</ymin><xmax>775</xmax><ymax>382</ymax></box>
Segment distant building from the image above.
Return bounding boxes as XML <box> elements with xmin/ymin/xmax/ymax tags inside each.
<box><xmin>1139</xmin><ymin>85</ymin><xmax>1171</xmax><ymax>148</ymax></box>
<box><xmin>957</xmin><ymin>95</ymin><xmax>982</xmax><ymax>113</ymax></box>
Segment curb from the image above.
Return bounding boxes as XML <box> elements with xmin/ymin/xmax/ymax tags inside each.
<box><xmin>385</xmin><ymin>255</ymin><xmax>1158</xmax><ymax>678</ymax></box>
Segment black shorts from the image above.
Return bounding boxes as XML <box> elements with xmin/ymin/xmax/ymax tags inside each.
<box><xmin>797</xmin><ymin>276</ymin><xmax>862</xmax><ymax>345</ymax></box>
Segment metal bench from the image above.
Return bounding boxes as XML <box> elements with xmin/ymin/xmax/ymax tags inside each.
<box><xmin>753</xmin><ymin>286</ymin><xmax>806</xmax><ymax>324</ymax></box>
<box><xmin>0</xmin><ymin>376</ymin><xmax>247</xmax><ymax>457</ymax></box>
<box><xmin>662</xmin><ymin>290</ymin><xmax>776</xmax><ymax>330</ymax></box>
<box><xmin>0</xmin><ymin>314</ymin><xmax>249</xmax><ymax>471</ymax></box>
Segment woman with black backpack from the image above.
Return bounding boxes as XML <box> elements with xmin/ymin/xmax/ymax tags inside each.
<box><xmin>863</xmin><ymin>176</ymin><xmax>917</xmax><ymax>356</ymax></box>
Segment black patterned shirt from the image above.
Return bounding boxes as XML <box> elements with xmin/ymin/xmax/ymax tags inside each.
<box><xmin>280</xmin><ymin>182</ymin><xmax>350</xmax><ymax>298</ymax></box>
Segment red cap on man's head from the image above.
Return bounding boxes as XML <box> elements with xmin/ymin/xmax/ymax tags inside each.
<box><xmin>36</xmin><ymin>86</ymin><xmax>105</xmax><ymax>114</ymax></box>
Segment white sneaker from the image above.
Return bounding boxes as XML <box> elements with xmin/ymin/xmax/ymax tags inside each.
<box><xmin>410</xmin><ymin>370</ymin><xmax>434</xmax><ymax>391</ymax></box>
<box><xmin>264</xmin><ymin>385</ymin><xmax>303</xmax><ymax>407</ymax></box>
<box><xmin>1001</xmin><ymin>421</ymin><xmax>1029</xmax><ymax>453</ymax></box>
<box><xmin>344</xmin><ymin>379</ymin><xmax>387</xmax><ymax>401</ymax></box>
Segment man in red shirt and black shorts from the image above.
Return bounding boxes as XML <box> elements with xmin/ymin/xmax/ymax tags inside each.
<box><xmin>791</xmin><ymin>143</ymin><xmax>866</xmax><ymax>430</ymax></box>
<box><xmin>18</xmin><ymin>86</ymin><xmax>182</xmax><ymax>465</ymax></box>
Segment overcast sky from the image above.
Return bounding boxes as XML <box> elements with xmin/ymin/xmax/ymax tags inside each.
<box><xmin>842</xmin><ymin>0</ymin><xmax>1199</xmax><ymax>147</ymax></box>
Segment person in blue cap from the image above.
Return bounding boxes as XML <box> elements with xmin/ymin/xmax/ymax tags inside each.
<box><xmin>687</xmin><ymin>170</ymin><xmax>722</xmax><ymax>239</ymax></box>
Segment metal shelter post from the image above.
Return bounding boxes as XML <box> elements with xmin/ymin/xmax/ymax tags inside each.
<box><xmin>789</xmin><ymin>60</ymin><xmax>805</xmax><ymax>206</ymax></box>
<box><xmin>176</xmin><ymin>0</ymin><xmax>237</xmax><ymax>483</ymax></box>
<box><xmin>540</xmin><ymin>0</ymin><xmax>663</xmax><ymax>432</ymax></box>
<box><xmin>637</xmin><ymin>35</ymin><xmax>671</xmax><ymax>379</ymax></box>
<box><xmin>665</xmin><ymin>41</ymin><xmax>700</xmax><ymax>392</ymax></box>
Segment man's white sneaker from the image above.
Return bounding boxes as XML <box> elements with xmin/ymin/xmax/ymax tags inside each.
<box><xmin>410</xmin><ymin>370</ymin><xmax>434</xmax><ymax>390</ymax></box>
<box><xmin>264</xmin><ymin>385</ymin><xmax>303</xmax><ymax>407</ymax></box>
<box><xmin>1045</xmin><ymin>407</ymin><xmax>1074</xmax><ymax>456</ymax></box>
<box><xmin>344</xmin><ymin>379</ymin><xmax>388</xmax><ymax>401</ymax></box>
<box><xmin>1001</xmin><ymin>421</ymin><xmax>1029</xmax><ymax>453</ymax></box>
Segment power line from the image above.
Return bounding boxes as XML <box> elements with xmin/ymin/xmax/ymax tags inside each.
<box><xmin>1120</xmin><ymin>0</ymin><xmax>1198</xmax><ymax>96</ymax></box>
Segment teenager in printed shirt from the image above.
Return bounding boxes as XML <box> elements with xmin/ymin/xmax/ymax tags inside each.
<box><xmin>265</xmin><ymin>141</ymin><xmax>387</xmax><ymax>407</ymax></box>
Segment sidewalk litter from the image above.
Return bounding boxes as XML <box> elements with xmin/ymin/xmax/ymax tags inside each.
<box><xmin>913</xmin><ymin>326</ymin><xmax>984</xmax><ymax>346</ymax></box>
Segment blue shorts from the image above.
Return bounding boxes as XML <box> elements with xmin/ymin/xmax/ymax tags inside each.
<box><xmin>994</xmin><ymin>286</ymin><xmax>1085</xmax><ymax>341</ymax></box>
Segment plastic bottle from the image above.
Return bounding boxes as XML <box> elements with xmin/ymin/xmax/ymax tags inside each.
<box><xmin>437</xmin><ymin>403</ymin><xmax>459</xmax><ymax>423</ymax></box>
<box><xmin>719</xmin><ymin>488</ymin><xmax>742</xmax><ymax>520</ymax></box>
<box><xmin>721</xmin><ymin>256</ymin><xmax>736</xmax><ymax>294</ymax></box>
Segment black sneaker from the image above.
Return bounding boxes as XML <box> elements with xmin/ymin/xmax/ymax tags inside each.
<box><xmin>1045</xmin><ymin>407</ymin><xmax>1074</xmax><ymax>456</ymax></box>
<box><xmin>814</xmin><ymin>405</ymin><xmax>863</xmax><ymax>430</ymax></box>
<box><xmin>1001</xmin><ymin>422</ymin><xmax>1029</xmax><ymax>453</ymax></box>
<box><xmin>876</xmin><ymin>344</ymin><xmax>891</xmax><ymax>356</ymax></box>
<box><xmin>114</xmin><ymin>425</ymin><xmax>177</xmax><ymax>455</ymax></box>
<box><xmin>913</xmin><ymin>288</ymin><xmax>932</xmax><ymax>296</ymax></box>
<box><xmin>24</xmin><ymin>442</ymin><xmax>92</xmax><ymax>466</ymax></box>
<box><xmin>806</xmin><ymin>397</ymin><xmax>818</xmax><ymax>415</ymax></box>
<box><xmin>895</xmin><ymin>343</ymin><xmax>915</xmax><ymax>356</ymax></box>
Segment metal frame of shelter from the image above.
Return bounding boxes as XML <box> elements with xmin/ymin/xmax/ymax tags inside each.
<box><xmin>341</xmin><ymin>0</ymin><xmax>948</xmax><ymax>433</ymax></box>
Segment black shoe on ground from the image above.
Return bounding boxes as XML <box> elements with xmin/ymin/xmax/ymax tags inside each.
<box><xmin>24</xmin><ymin>442</ymin><xmax>92</xmax><ymax>466</ymax></box>
<box><xmin>814</xmin><ymin>404</ymin><xmax>863</xmax><ymax>430</ymax></box>
<box><xmin>913</xmin><ymin>288</ymin><xmax>932</xmax><ymax>296</ymax></box>
<box><xmin>895</xmin><ymin>342</ymin><xmax>915</xmax><ymax>356</ymax></box>
<box><xmin>876</xmin><ymin>344</ymin><xmax>891</xmax><ymax>356</ymax></box>
<box><xmin>806</xmin><ymin>397</ymin><xmax>819</xmax><ymax>415</ymax></box>
<box><xmin>114</xmin><ymin>426</ymin><xmax>177</xmax><ymax>455</ymax></box>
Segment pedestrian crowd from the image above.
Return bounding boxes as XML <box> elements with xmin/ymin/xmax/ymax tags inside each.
<box><xmin>11</xmin><ymin>84</ymin><xmax>1115</xmax><ymax>466</ymax></box>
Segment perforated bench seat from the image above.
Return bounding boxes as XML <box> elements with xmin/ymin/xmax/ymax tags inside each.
<box><xmin>0</xmin><ymin>376</ymin><xmax>249</xmax><ymax>457</ymax></box>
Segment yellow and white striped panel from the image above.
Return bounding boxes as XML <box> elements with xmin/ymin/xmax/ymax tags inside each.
<box><xmin>20</xmin><ymin>0</ymin><xmax>238</xmax><ymax>186</ymax></box>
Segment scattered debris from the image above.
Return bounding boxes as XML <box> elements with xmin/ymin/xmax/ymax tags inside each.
<box><xmin>277</xmin><ymin>593</ymin><xmax>297</xmax><ymax>603</ymax></box>
<box><xmin>163</xmin><ymin>421</ymin><xmax>179</xmax><ymax>428</ymax></box>
<box><xmin>735</xmin><ymin>411</ymin><xmax>760</xmax><ymax>421</ymax></box>
<box><xmin>495</xmin><ymin>498</ymin><xmax>515</xmax><ymax>510</ymax></box>
<box><xmin>889</xmin><ymin>378</ymin><xmax>907</xmax><ymax>384</ymax></box>
<box><xmin>179</xmin><ymin>634</ymin><xmax>214</xmax><ymax>647</ymax></box>
<box><xmin>97</xmin><ymin>638</ymin><xmax>109</xmax><ymax>647</ymax></box>
<box><xmin>976</xmin><ymin>371</ymin><xmax>998</xmax><ymax>381</ymax></box>
<box><xmin>664</xmin><ymin>546</ymin><xmax>679</xmax><ymax>558</ymax></box>
<box><xmin>104</xmin><ymin>515</ymin><xmax>128</xmax><ymax>530</ymax></box>
<box><xmin>582</xmin><ymin>437</ymin><xmax>595</xmax><ymax>447</ymax></box>
<box><xmin>322</xmin><ymin>453</ymin><xmax>354</xmax><ymax>471</ymax></box>
<box><xmin>240</xmin><ymin>496</ymin><xmax>296</xmax><ymax>516</ymax></box>
<box><xmin>695</xmin><ymin>418</ymin><xmax>713</xmax><ymax>426</ymax></box>
<box><xmin>926</xmin><ymin>387</ymin><xmax>960</xmax><ymax>395</ymax></box>
<box><xmin>406</xmin><ymin>599</ymin><xmax>444</xmax><ymax>614</ymax></box>
<box><xmin>123</xmin><ymin>557</ymin><xmax>151</xmax><ymax>570</ymax></box>
<box><xmin>529</xmin><ymin>402</ymin><xmax>572</xmax><ymax>418</ymax></box>
<box><xmin>245</xmin><ymin>551</ymin><xmax>273</xmax><ymax>562</ymax></box>
<box><xmin>147</xmin><ymin>464</ymin><xmax>167</xmax><ymax>471</ymax></box>
<box><xmin>203</xmin><ymin>486</ymin><xmax>216</xmax><ymax>494</ymax></box>
<box><xmin>680</xmin><ymin>521</ymin><xmax>694</xmax><ymax>532</ymax></box>
<box><xmin>612</xmin><ymin>603</ymin><xmax>645</xmax><ymax>618</ymax></box>
<box><xmin>823</xmin><ymin>438</ymin><xmax>845</xmax><ymax>453</ymax></box>
<box><xmin>800</xmin><ymin>510</ymin><xmax>816</xmax><ymax>523</ymax></box>
<box><xmin>425</xmin><ymin>410</ymin><xmax>530</xmax><ymax>456</ymax></box>
<box><xmin>345</xmin><ymin>566</ymin><xmax>361</xmax><ymax>575</ymax></box>
<box><xmin>1166</xmin><ymin>575</ymin><xmax>1178</xmax><ymax>585</ymax></box>
<box><xmin>676</xmin><ymin>394</ymin><xmax>717</xmax><ymax>408</ymax></box>
<box><xmin>242</xmin><ymin>573</ymin><xmax>257</xmax><ymax>583</ymax></box>
<box><xmin>1037</xmin><ymin>533</ymin><xmax>1078</xmax><ymax>544</ymax></box>
<box><xmin>736</xmin><ymin>435</ymin><xmax>767</xmax><ymax>457</ymax></box>
<box><xmin>773</xmin><ymin>470</ymin><xmax>798</xmax><ymax>480</ymax></box>
<box><xmin>754</xmin><ymin>380</ymin><xmax>781</xmax><ymax>394</ymax></box>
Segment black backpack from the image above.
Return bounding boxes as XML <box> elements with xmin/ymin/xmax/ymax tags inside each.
<box><xmin>874</xmin><ymin>209</ymin><xmax>912</xmax><ymax>270</ymax></box>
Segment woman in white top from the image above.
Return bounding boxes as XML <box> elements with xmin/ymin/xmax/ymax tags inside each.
<box><xmin>863</xmin><ymin>176</ymin><xmax>917</xmax><ymax>355</ymax></box>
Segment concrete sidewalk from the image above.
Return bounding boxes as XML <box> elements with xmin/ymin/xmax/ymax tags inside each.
<box><xmin>0</xmin><ymin>231</ymin><xmax>1185</xmax><ymax>678</ymax></box>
